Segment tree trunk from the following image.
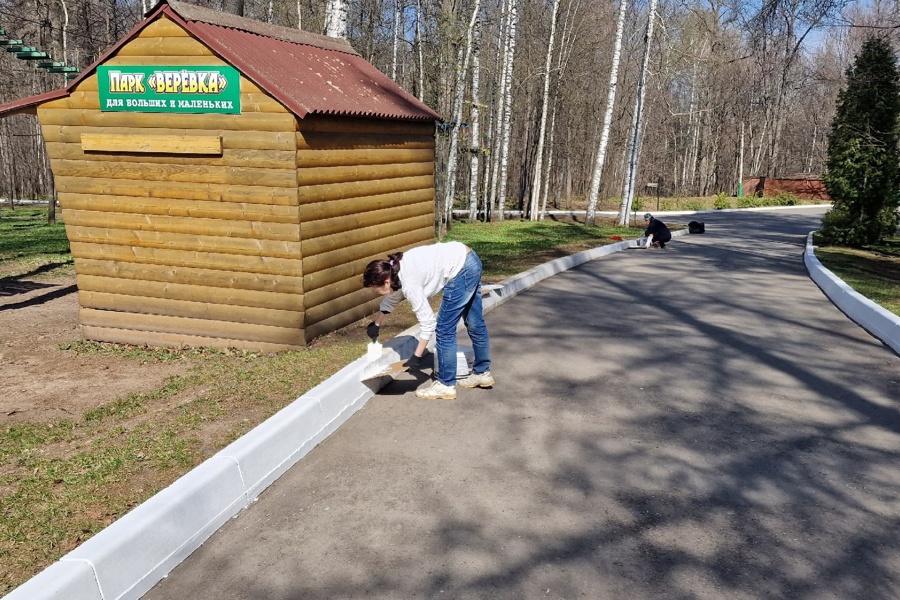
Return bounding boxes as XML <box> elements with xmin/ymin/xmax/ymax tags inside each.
<box><xmin>528</xmin><ymin>0</ymin><xmax>560</xmax><ymax>221</ymax></box>
<box><xmin>324</xmin><ymin>0</ymin><xmax>348</xmax><ymax>38</ymax></box>
<box><xmin>617</xmin><ymin>0</ymin><xmax>658</xmax><ymax>226</ymax></box>
<box><xmin>540</xmin><ymin>104</ymin><xmax>558</xmax><ymax>216</ymax></box>
<box><xmin>392</xmin><ymin>0</ymin><xmax>402</xmax><ymax>79</ymax></box>
<box><xmin>487</xmin><ymin>0</ymin><xmax>512</xmax><ymax>220</ymax></box>
<box><xmin>468</xmin><ymin>19</ymin><xmax>482</xmax><ymax>221</ymax></box>
<box><xmin>585</xmin><ymin>0</ymin><xmax>627</xmax><ymax>226</ymax></box>
<box><xmin>496</xmin><ymin>0</ymin><xmax>518</xmax><ymax>220</ymax></box>
<box><xmin>415</xmin><ymin>0</ymin><xmax>425</xmax><ymax>100</ymax></box>
<box><xmin>59</xmin><ymin>0</ymin><xmax>70</xmax><ymax>64</ymax></box>
<box><xmin>444</xmin><ymin>0</ymin><xmax>482</xmax><ymax>227</ymax></box>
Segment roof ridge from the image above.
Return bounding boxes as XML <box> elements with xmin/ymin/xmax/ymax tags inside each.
<box><xmin>162</xmin><ymin>0</ymin><xmax>359</xmax><ymax>56</ymax></box>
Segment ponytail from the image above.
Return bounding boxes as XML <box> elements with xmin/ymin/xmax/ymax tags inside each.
<box><xmin>362</xmin><ymin>252</ymin><xmax>404</xmax><ymax>291</ymax></box>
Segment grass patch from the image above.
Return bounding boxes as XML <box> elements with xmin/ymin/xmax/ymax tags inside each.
<box><xmin>813</xmin><ymin>235</ymin><xmax>900</xmax><ymax>316</ymax></box>
<box><xmin>446</xmin><ymin>217</ymin><xmax>637</xmax><ymax>280</ymax></box>
<box><xmin>0</xmin><ymin>206</ymin><xmax>72</xmax><ymax>279</ymax></box>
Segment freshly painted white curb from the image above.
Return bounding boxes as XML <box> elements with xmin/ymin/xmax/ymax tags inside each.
<box><xmin>804</xmin><ymin>232</ymin><xmax>900</xmax><ymax>355</ymax></box>
<box><xmin>7</xmin><ymin>561</ymin><xmax>101</xmax><ymax>599</ymax></box>
<box><xmin>6</xmin><ymin>232</ymin><xmax>689</xmax><ymax>600</ymax></box>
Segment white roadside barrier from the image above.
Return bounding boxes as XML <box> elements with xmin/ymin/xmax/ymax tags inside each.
<box><xmin>804</xmin><ymin>232</ymin><xmax>900</xmax><ymax>355</ymax></box>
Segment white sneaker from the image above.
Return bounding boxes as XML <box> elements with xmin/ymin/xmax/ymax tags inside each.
<box><xmin>457</xmin><ymin>371</ymin><xmax>495</xmax><ymax>389</ymax></box>
<box><xmin>416</xmin><ymin>380</ymin><xmax>457</xmax><ymax>400</ymax></box>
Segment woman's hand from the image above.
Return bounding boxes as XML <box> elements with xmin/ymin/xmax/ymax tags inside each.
<box><xmin>404</xmin><ymin>349</ymin><xmax>430</xmax><ymax>371</ymax></box>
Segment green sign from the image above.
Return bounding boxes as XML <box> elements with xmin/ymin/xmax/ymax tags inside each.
<box><xmin>98</xmin><ymin>65</ymin><xmax>241</xmax><ymax>114</ymax></box>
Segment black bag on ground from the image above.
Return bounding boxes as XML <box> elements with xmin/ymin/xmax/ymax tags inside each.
<box><xmin>688</xmin><ymin>221</ymin><xmax>705</xmax><ymax>234</ymax></box>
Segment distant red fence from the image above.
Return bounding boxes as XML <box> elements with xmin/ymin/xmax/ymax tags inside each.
<box><xmin>742</xmin><ymin>176</ymin><xmax>830</xmax><ymax>200</ymax></box>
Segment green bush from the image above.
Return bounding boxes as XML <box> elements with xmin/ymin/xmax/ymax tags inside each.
<box><xmin>821</xmin><ymin>36</ymin><xmax>900</xmax><ymax>246</ymax></box>
<box><xmin>631</xmin><ymin>197</ymin><xmax>645</xmax><ymax>212</ymax></box>
<box><xmin>771</xmin><ymin>192</ymin><xmax>798</xmax><ymax>206</ymax></box>
<box><xmin>737</xmin><ymin>196</ymin><xmax>762</xmax><ymax>208</ymax></box>
<box><xmin>714</xmin><ymin>193</ymin><xmax>730</xmax><ymax>210</ymax></box>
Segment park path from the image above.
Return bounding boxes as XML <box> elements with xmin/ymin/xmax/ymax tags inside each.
<box><xmin>145</xmin><ymin>208</ymin><xmax>900</xmax><ymax>600</ymax></box>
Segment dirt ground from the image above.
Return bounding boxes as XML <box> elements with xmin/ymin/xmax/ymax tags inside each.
<box><xmin>0</xmin><ymin>274</ymin><xmax>189</xmax><ymax>424</ymax></box>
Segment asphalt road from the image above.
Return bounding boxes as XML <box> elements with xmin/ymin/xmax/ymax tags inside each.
<box><xmin>145</xmin><ymin>207</ymin><xmax>900</xmax><ymax>600</ymax></box>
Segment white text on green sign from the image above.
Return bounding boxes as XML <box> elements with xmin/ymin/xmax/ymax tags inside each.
<box><xmin>98</xmin><ymin>66</ymin><xmax>241</xmax><ymax>114</ymax></box>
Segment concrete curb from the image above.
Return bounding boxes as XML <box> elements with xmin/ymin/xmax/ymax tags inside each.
<box><xmin>0</xmin><ymin>226</ymin><xmax>697</xmax><ymax>600</ymax></box>
<box><xmin>804</xmin><ymin>232</ymin><xmax>900</xmax><ymax>355</ymax></box>
<box><xmin>482</xmin><ymin>229</ymin><xmax>691</xmax><ymax>311</ymax></box>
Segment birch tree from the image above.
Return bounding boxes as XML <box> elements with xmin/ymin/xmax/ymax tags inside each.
<box><xmin>495</xmin><ymin>0</ymin><xmax>519</xmax><ymax>219</ymax></box>
<box><xmin>585</xmin><ymin>0</ymin><xmax>628</xmax><ymax>225</ymax></box>
<box><xmin>443</xmin><ymin>0</ymin><xmax>482</xmax><ymax>230</ymax></box>
<box><xmin>415</xmin><ymin>0</ymin><xmax>425</xmax><ymax>99</ymax></box>
<box><xmin>540</xmin><ymin>0</ymin><xmax>583</xmax><ymax>214</ymax></box>
<box><xmin>59</xmin><ymin>0</ymin><xmax>69</xmax><ymax>64</ymax></box>
<box><xmin>486</xmin><ymin>0</ymin><xmax>514</xmax><ymax>219</ymax></box>
<box><xmin>528</xmin><ymin>0</ymin><xmax>561</xmax><ymax>220</ymax></box>
<box><xmin>324</xmin><ymin>0</ymin><xmax>348</xmax><ymax>38</ymax></box>
<box><xmin>617</xmin><ymin>0</ymin><xmax>658</xmax><ymax>226</ymax></box>
<box><xmin>468</xmin><ymin>18</ymin><xmax>482</xmax><ymax>221</ymax></box>
<box><xmin>391</xmin><ymin>0</ymin><xmax>400</xmax><ymax>78</ymax></box>
<box><xmin>539</xmin><ymin>104</ymin><xmax>558</xmax><ymax>215</ymax></box>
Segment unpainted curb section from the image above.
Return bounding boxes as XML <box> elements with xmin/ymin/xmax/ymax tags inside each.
<box><xmin>6</xmin><ymin>232</ymin><xmax>688</xmax><ymax>600</ymax></box>
<box><xmin>804</xmin><ymin>232</ymin><xmax>900</xmax><ymax>355</ymax></box>
<box><xmin>482</xmin><ymin>229</ymin><xmax>689</xmax><ymax>310</ymax></box>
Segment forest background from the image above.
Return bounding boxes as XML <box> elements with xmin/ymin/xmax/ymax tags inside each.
<box><xmin>0</xmin><ymin>0</ymin><xmax>898</xmax><ymax>222</ymax></box>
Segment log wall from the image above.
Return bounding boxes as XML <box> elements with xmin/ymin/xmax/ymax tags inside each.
<box><xmin>297</xmin><ymin>116</ymin><xmax>435</xmax><ymax>341</ymax></box>
<box><xmin>40</xmin><ymin>15</ymin><xmax>305</xmax><ymax>351</ymax></box>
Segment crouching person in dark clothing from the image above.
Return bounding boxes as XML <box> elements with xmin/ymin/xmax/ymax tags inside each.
<box><xmin>643</xmin><ymin>213</ymin><xmax>672</xmax><ymax>249</ymax></box>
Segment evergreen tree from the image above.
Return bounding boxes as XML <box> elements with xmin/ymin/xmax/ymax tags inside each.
<box><xmin>821</xmin><ymin>36</ymin><xmax>900</xmax><ymax>246</ymax></box>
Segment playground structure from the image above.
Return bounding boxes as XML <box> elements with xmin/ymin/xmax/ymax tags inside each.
<box><xmin>0</xmin><ymin>0</ymin><xmax>440</xmax><ymax>352</ymax></box>
<box><xmin>0</xmin><ymin>26</ymin><xmax>79</xmax><ymax>78</ymax></box>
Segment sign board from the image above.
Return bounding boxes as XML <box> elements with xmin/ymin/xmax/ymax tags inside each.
<box><xmin>98</xmin><ymin>66</ymin><xmax>241</xmax><ymax>114</ymax></box>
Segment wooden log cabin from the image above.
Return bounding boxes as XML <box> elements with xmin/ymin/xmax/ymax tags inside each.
<box><xmin>0</xmin><ymin>0</ymin><xmax>440</xmax><ymax>352</ymax></box>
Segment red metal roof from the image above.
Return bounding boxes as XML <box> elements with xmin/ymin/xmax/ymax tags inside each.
<box><xmin>0</xmin><ymin>0</ymin><xmax>440</xmax><ymax>121</ymax></box>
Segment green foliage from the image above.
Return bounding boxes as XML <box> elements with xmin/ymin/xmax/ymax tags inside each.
<box><xmin>714</xmin><ymin>193</ymin><xmax>731</xmax><ymax>210</ymax></box>
<box><xmin>683</xmin><ymin>201</ymin><xmax>705</xmax><ymax>211</ymax></box>
<box><xmin>772</xmin><ymin>192</ymin><xmax>798</xmax><ymax>206</ymax></box>
<box><xmin>631</xmin><ymin>197</ymin><xmax>645</xmax><ymax>212</ymax></box>
<box><xmin>822</xmin><ymin>36</ymin><xmax>900</xmax><ymax>247</ymax></box>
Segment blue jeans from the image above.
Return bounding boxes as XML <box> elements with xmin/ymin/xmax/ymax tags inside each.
<box><xmin>435</xmin><ymin>251</ymin><xmax>491</xmax><ymax>386</ymax></box>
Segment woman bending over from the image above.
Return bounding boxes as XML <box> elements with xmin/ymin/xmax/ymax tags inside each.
<box><xmin>362</xmin><ymin>241</ymin><xmax>493</xmax><ymax>400</ymax></box>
